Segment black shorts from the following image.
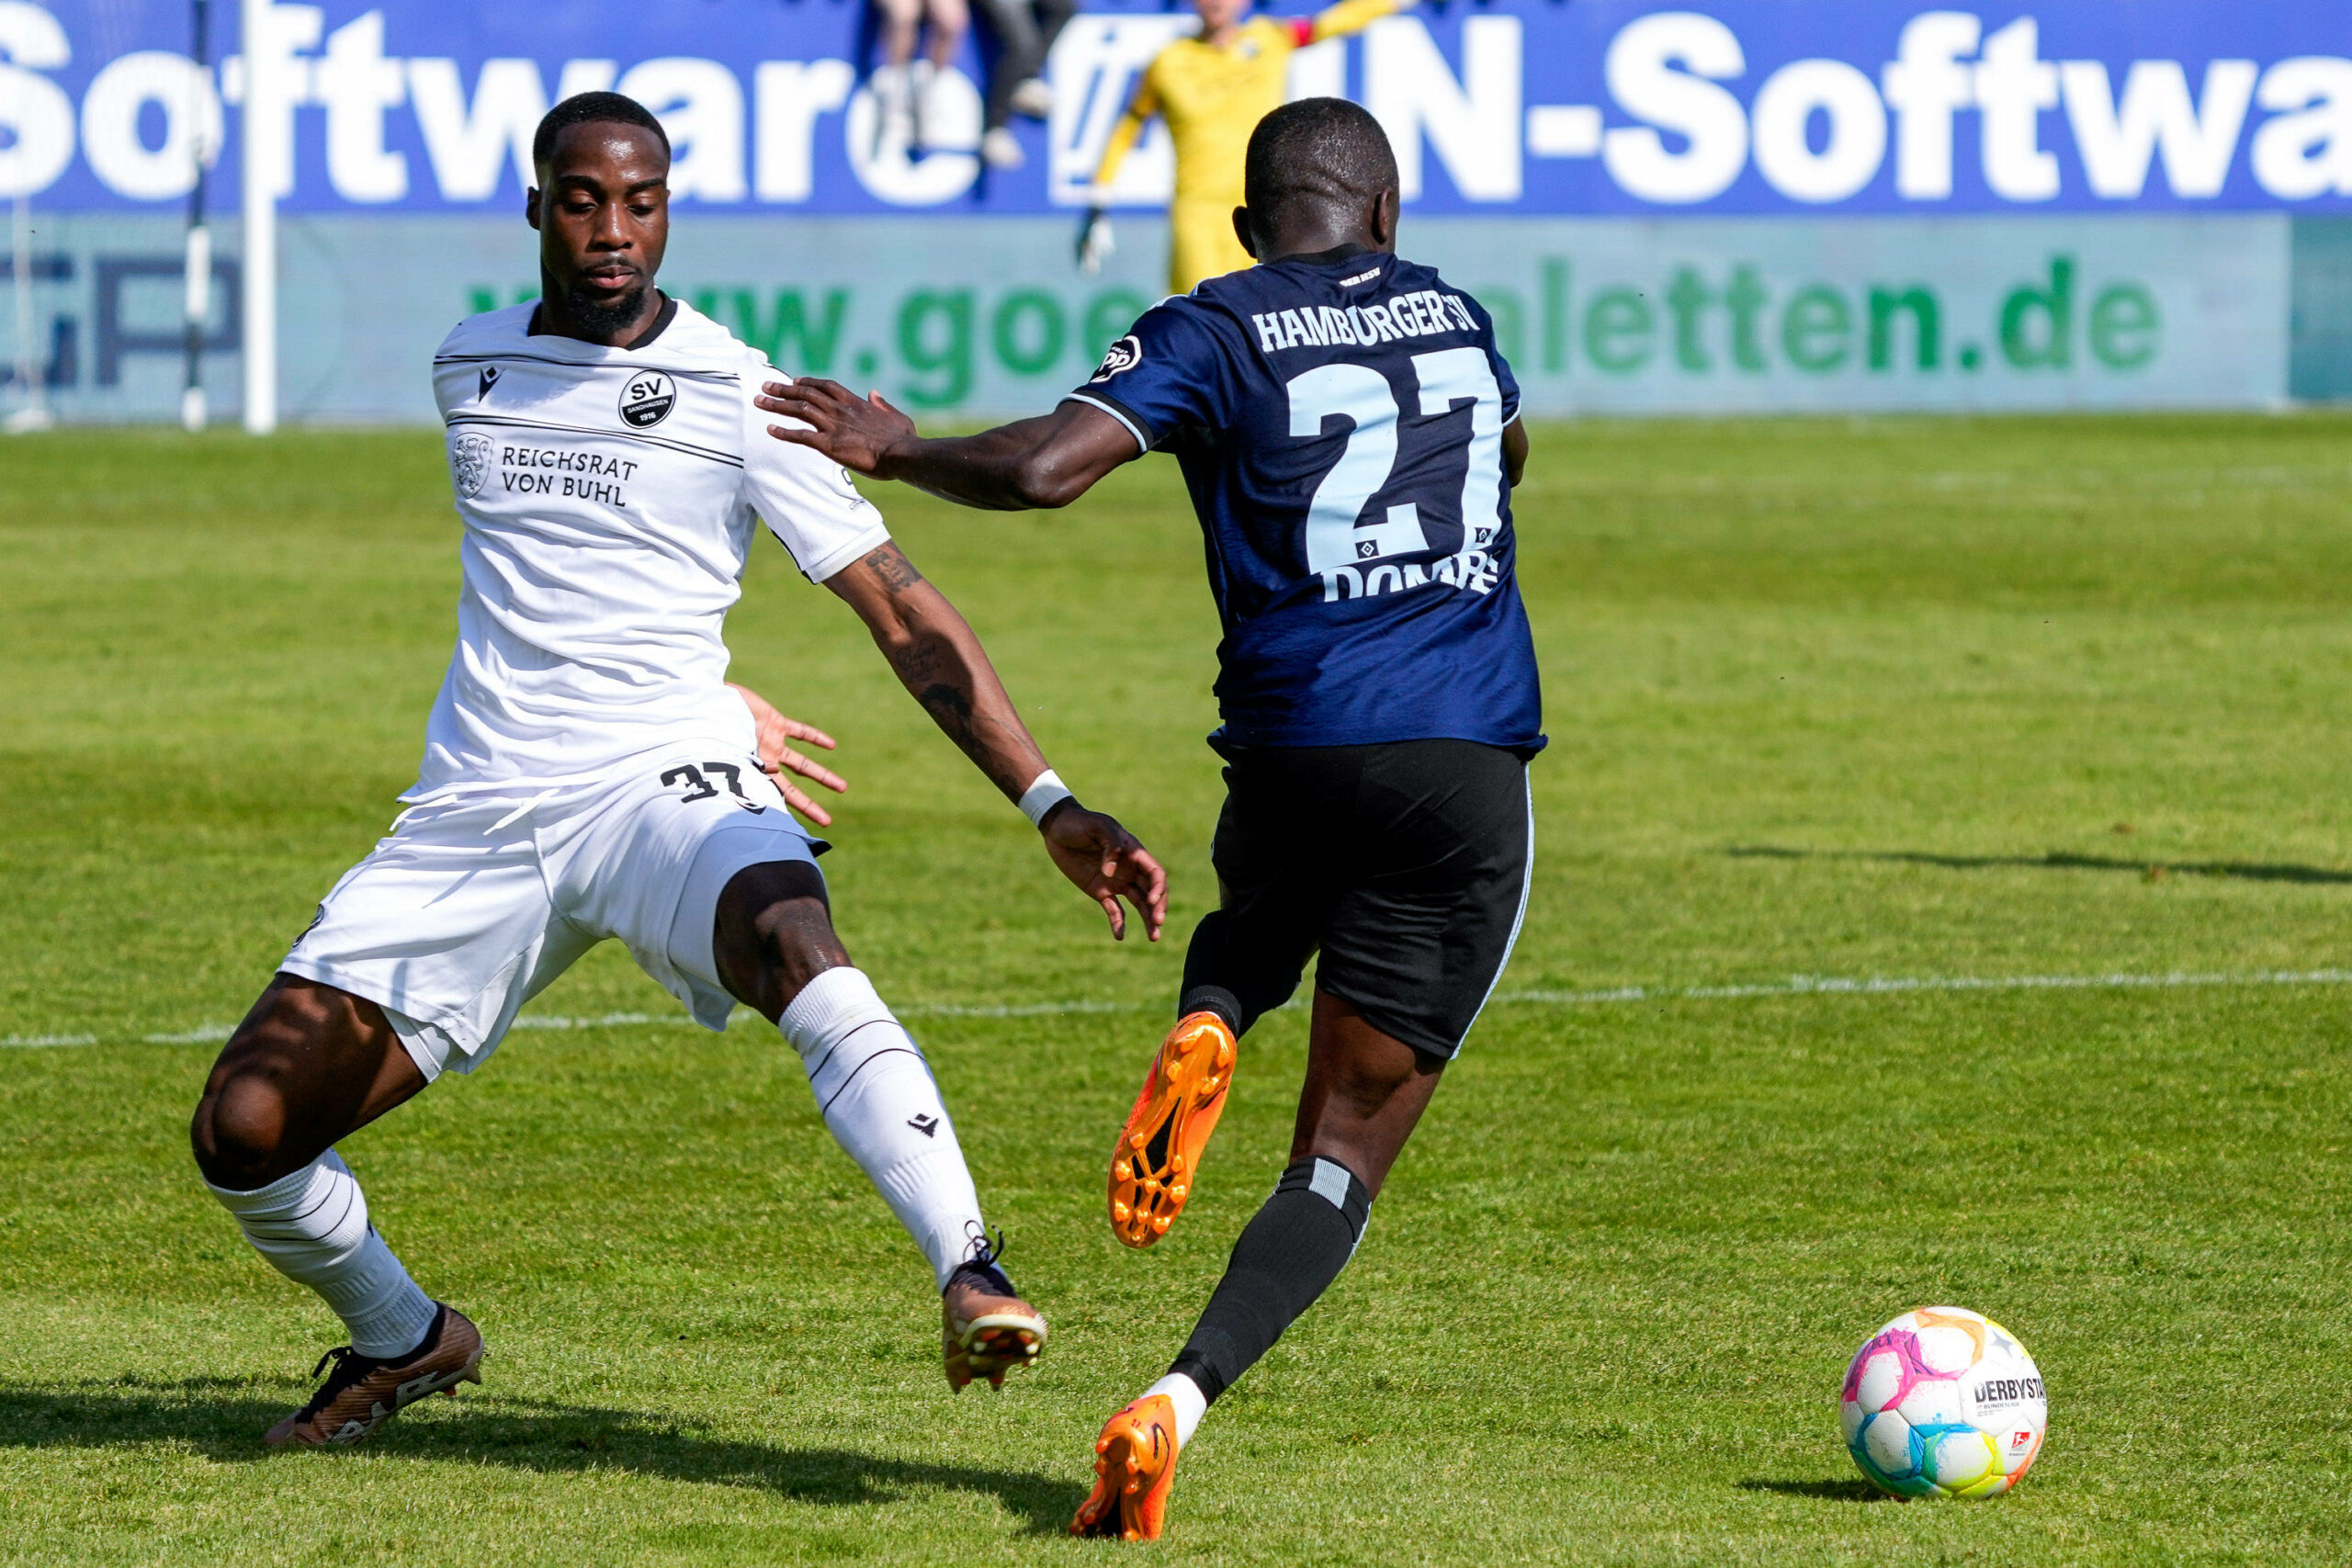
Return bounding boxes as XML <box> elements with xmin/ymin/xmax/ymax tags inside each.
<box><xmin>1178</xmin><ymin>739</ymin><xmax>1533</xmax><ymax>1060</ymax></box>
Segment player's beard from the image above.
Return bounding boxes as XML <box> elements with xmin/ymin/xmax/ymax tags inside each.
<box><xmin>550</xmin><ymin>268</ymin><xmax>651</xmax><ymax>338</ymax></box>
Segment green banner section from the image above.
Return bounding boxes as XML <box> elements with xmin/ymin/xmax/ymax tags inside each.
<box><xmin>8</xmin><ymin>213</ymin><xmax>2298</xmax><ymax>422</ymax></box>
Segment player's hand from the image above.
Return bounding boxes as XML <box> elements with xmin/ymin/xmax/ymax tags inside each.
<box><xmin>758</xmin><ymin>378</ymin><xmax>918</xmax><ymax>476</ymax></box>
<box><xmin>729</xmin><ymin>682</ymin><xmax>848</xmax><ymax>827</ymax></box>
<box><xmin>1040</xmin><ymin>803</ymin><xmax>1166</xmax><ymax>942</ymax></box>
<box><xmin>1076</xmin><ymin>208</ymin><xmax>1114</xmax><ymax>274</ymax></box>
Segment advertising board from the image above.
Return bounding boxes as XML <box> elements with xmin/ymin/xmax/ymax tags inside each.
<box><xmin>2</xmin><ymin>1</ymin><xmax>2345</xmax><ymax>418</ymax></box>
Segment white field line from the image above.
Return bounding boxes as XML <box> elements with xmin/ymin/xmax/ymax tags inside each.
<box><xmin>7</xmin><ymin>967</ymin><xmax>2352</xmax><ymax>1051</ymax></box>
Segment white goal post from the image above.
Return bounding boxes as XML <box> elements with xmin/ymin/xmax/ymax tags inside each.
<box><xmin>239</xmin><ymin>0</ymin><xmax>279</xmax><ymax>434</ymax></box>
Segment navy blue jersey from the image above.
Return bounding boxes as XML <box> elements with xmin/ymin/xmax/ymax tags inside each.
<box><xmin>1067</xmin><ymin>250</ymin><xmax>1544</xmax><ymax>753</ymax></box>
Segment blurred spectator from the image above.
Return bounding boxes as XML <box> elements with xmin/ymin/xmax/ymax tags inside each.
<box><xmin>873</xmin><ymin>0</ymin><xmax>970</xmax><ymax>152</ymax></box>
<box><xmin>975</xmin><ymin>0</ymin><xmax>1078</xmax><ymax>169</ymax></box>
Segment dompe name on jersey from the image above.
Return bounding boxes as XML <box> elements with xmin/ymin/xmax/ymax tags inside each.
<box><xmin>1322</xmin><ymin>543</ymin><xmax>1501</xmax><ymax>606</ymax></box>
<box><xmin>1251</xmin><ymin>292</ymin><xmax>1477</xmax><ymax>356</ymax></box>
<box><xmin>498</xmin><ymin>446</ymin><xmax>641</xmax><ymax>508</ymax></box>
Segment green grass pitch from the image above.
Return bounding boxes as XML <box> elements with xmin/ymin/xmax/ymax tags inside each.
<box><xmin>3</xmin><ymin>415</ymin><xmax>2349</xmax><ymax>1564</ymax></box>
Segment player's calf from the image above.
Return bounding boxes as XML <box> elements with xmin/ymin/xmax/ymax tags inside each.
<box><xmin>1079</xmin><ymin>1153</ymin><xmax>1372</xmax><ymax>1539</ymax></box>
<box><xmin>193</xmin><ymin>977</ymin><xmax>467</xmax><ymax>1440</ymax></box>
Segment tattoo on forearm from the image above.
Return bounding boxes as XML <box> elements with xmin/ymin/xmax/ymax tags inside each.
<box><xmin>885</xmin><ymin>634</ymin><xmax>1024</xmax><ymax>789</ymax></box>
<box><xmin>888</xmin><ymin>637</ymin><xmax>977</xmax><ymax>744</ymax></box>
<box><xmin>916</xmin><ymin>682</ymin><xmax>977</xmax><ymax>744</ymax></box>
<box><xmin>859</xmin><ymin>542</ymin><xmax>925</xmax><ymax>592</ymax></box>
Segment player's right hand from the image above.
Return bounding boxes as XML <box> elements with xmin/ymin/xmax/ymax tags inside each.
<box><xmin>1076</xmin><ymin>209</ymin><xmax>1114</xmax><ymax>275</ymax></box>
<box><xmin>729</xmin><ymin>682</ymin><xmax>848</xmax><ymax>827</ymax></box>
<box><xmin>1040</xmin><ymin>804</ymin><xmax>1166</xmax><ymax>943</ymax></box>
<box><xmin>758</xmin><ymin>378</ymin><xmax>919</xmax><ymax>476</ymax></box>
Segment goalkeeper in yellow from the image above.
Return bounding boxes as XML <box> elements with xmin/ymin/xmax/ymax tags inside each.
<box><xmin>1077</xmin><ymin>0</ymin><xmax>1413</xmax><ymax>296</ymax></box>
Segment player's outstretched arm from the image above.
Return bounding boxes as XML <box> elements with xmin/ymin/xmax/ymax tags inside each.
<box><xmin>728</xmin><ymin>682</ymin><xmax>849</xmax><ymax>827</ymax></box>
<box><xmin>824</xmin><ymin>541</ymin><xmax>1168</xmax><ymax>942</ymax></box>
<box><xmin>1305</xmin><ymin>0</ymin><xmax>1415</xmax><ymax>43</ymax></box>
<box><xmin>760</xmin><ymin>379</ymin><xmax>1139</xmax><ymax>512</ymax></box>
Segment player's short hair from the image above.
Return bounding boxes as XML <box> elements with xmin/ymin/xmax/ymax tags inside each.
<box><xmin>1243</xmin><ymin>97</ymin><xmax>1399</xmax><ymax>231</ymax></box>
<box><xmin>532</xmin><ymin>92</ymin><xmax>671</xmax><ymax>177</ymax></box>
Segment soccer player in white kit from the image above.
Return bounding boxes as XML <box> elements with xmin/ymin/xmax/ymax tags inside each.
<box><xmin>186</xmin><ymin>92</ymin><xmax>1167</xmax><ymax>1448</ymax></box>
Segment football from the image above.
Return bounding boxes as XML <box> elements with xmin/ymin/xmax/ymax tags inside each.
<box><xmin>1840</xmin><ymin>1306</ymin><xmax>2047</xmax><ymax>1498</ymax></box>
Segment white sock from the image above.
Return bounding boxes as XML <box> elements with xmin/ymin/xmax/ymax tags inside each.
<box><xmin>1146</xmin><ymin>1372</ymin><xmax>1207</xmax><ymax>1446</ymax></box>
<box><xmin>207</xmin><ymin>1149</ymin><xmax>439</xmax><ymax>1358</ymax></box>
<box><xmin>781</xmin><ymin>967</ymin><xmax>987</xmax><ymax>1290</ymax></box>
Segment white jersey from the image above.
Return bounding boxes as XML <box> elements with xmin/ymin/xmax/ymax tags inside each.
<box><xmin>413</xmin><ymin>299</ymin><xmax>886</xmax><ymax>800</ymax></box>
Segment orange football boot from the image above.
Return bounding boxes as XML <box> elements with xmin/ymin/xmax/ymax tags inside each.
<box><xmin>1108</xmin><ymin>1010</ymin><xmax>1237</xmax><ymax>1247</ymax></box>
<box><xmin>1069</xmin><ymin>1394</ymin><xmax>1182</xmax><ymax>1540</ymax></box>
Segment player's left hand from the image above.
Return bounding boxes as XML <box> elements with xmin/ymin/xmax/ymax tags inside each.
<box><xmin>1040</xmin><ymin>805</ymin><xmax>1167</xmax><ymax>942</ymax></box>
<box><xmin>758</xmin><ymin>378</ymin><xmax>917</xmax><ymax>476</ymax></box>
<box><xmin>729</xmin><ymin>682</ymin><xmax>849</xmax><ymax>827</ymax></box>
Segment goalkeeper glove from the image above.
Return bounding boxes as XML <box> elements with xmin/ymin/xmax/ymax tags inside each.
<box><xmin>1076</xmin><ymin>208</ymin><xmax>1115</xmax><ymax>275</ymax></box>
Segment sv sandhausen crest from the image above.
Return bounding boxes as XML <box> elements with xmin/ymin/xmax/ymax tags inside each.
<box><xmin>1090</xmin><ymin>335</ymin><xmax>1142</xmax><ymax>383</ymax></box>
<box><xmin>451</xmin><ymin>432</ymin><xmax>494</xmax><ymax>498</ymax></box>
<box><xmin>619</xmin><ymin>370</ymin><xmax>676</xmax><ymax>428</ymax></box>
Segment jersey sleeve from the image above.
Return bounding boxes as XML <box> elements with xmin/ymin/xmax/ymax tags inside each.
<box><xmin>1062</xmin><ymin>298</ymin><xmax>1245</xmax><ymax>452</ymax></box>
<box><xmin>739</xmin><ymin>366</ymin><xmax>891</xmax><ymax>583</ymax></box>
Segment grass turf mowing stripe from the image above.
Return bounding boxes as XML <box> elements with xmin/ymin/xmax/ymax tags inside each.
<box><xmin>12</xmin><ymin>966</ymin><xmax>2352</xmax><ymax>1050</ymax></box>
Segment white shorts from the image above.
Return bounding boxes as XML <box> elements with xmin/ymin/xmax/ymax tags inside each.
<box><xmin>281</xmin><ymin>740</ymin><xmax>825</xmax><ymax>1082</ymax></box>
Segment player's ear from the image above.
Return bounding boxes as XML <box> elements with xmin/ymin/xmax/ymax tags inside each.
<box><xmin>1372</xmin><ymin>187</ymin><xmax>1399</xmax><ymax>251</ymax></box>
<box><xmin>1231</xmin><ymin>206</ymin><xmax>1260</xmax><ymax>261</ymax></box>
<box><xmin>526</xmin><ymin>186</ymin><xmax>542</xmax><ymax>231</ymax></box>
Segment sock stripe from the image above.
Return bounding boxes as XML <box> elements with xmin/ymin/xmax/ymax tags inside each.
<box><xmin>802</xmin><ymin>1016</ymin><xmax>899</xmax><ymax>1081</ymax></box>
<box><xmin>817</xmin><ymin>1046</ymin><xmax>927</xmax><ymax>1117</ymax></box>
<box><xmin>1275</xmin><ymin>1154</ymin><xmax>1371</xmax><ymax>1241</ymax></box>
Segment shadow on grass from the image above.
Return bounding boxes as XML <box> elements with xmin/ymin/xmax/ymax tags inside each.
<box><xmin>0</xmin><ymin>1377</ymin><xmax>1081</xmax><ymax>1534</ymax></box>
<box><xmin>1737</xmin><ymin>1478</ymin><xmax>1890</xmax><ymax>1503</ymax></box>
<box><xmin>1728</xmin><ymin>845</ymin><xmax>2352</xmax><ymax>886</ymax></box>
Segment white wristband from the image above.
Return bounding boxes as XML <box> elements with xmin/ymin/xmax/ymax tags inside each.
<box><xmin>1018</xmin><ymin>769</ymin><xmax>1076</xmax><ymax>828</ymax></box>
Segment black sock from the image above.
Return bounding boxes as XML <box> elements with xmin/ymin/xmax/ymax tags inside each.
<box><xmin>1178</xmin><ymin>984</ymin><xmax>1242</xmax><ymax>1036</ymax></box>
<box><xmin>1178</xmin><ymin>908</ymin><xmax>1304</xmax><ymax>1038</ymax></box>
<box><xmin>1169</xmin><ymin>1156</ymin><xmax>1372</xmax><ymax>1403</ymax></box>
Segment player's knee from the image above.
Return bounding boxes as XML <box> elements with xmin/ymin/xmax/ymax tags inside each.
<box><xmin>191</xmin><ymin>1073</ymin><xmax>291</xmax><ymax>1189</ymax></box>
<box><xmin>713</xmin><ymin>863</ymin><xmax>851</xmax><ymax>1019</ymax></box>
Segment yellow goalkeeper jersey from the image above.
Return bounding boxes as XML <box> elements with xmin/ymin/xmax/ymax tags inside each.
<box><xmin>1092</xmin><ymin>0</ymin><xmax>1406</xmax><ymax>296</ymax></box>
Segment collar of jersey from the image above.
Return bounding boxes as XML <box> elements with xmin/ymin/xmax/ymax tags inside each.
<box><xmin>1271</xmin><ymin>245</ymin><xmax>1389</xmax><ymax>273</ymax></box>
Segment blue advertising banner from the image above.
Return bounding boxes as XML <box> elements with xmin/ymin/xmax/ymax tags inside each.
<box><xmin>6</xmin><ymin>0</ymin><xmax>2352</xmax><ymax>216</ymax></box>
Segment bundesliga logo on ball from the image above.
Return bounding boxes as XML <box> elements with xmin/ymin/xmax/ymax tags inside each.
<box><xmin>1840</xmin><ymin>1306</ymin><xmax>2046</xmax><ymax>1498</ymax></box>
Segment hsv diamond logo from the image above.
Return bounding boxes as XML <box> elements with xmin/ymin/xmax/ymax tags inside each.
<box><xmin>451</xmin><ymin>432</ymin><xmax>493</xmax><ymax>498</ymax></box>
<box><xmin>1089</xmin><ymin>335</ymin><xmax>1141</xmax><ymax>383</ymax></box>
<box><xmin>619</xmin><ymin>371</ymin><xmax>675</xmax><ymax>428</ymax></box>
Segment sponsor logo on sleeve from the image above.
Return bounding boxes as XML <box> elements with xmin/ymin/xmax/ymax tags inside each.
<box><xmin>619</xmin><ymin>370</ymin><xmax>676</xmax><ymax>428</ymax></box>
<box><xmin>451</xmin><ymin>432</ymin><xmax>494</xmax><ymax>498</ymax></box>
<box><xmin>476</xmin><ymin>365</ymin><xmax>500</xmax><ymax>401</ymax></box>
<box><xmin>1090</xmin><ymin>335</ymin><xmax>1142</xmax><ymax>382</ymax></box>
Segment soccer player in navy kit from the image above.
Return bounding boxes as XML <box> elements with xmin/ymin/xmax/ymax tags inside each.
<box><xmin>763</xmin><ymin>98</ymin><xmax>1538</xmax><ymax>1540</ymax></box>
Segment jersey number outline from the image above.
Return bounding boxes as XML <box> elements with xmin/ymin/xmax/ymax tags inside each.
<box><xmin>1289</xmin><ymin>348</ymin><xmax>1506</xmax><ymax>584</ymax></box>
